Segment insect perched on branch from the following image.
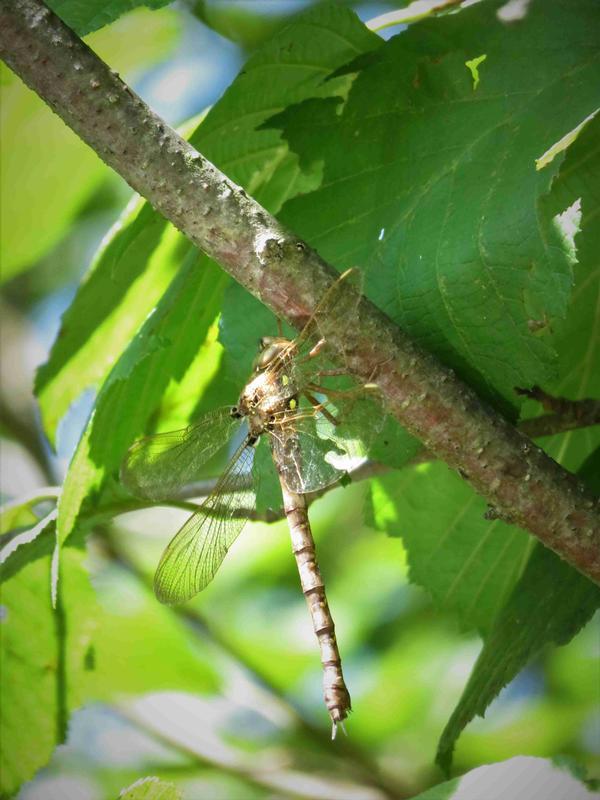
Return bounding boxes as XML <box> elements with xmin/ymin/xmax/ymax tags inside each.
<box><xmin>121</xmin><ymin>268</ymin><xmax>382</xmax><ymax>737</ymax></box>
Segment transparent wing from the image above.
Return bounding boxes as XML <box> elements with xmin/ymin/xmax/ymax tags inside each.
<box><xmin>270</xmin><ymin>388</ymin><xmax>385</xmax><ymax>493</ymax></box>
<box><xmin>121</xmin><ymin>407</ymin><xmax>242</xmax><ymax>502</ymax></box>
<box><xmin>263</xmin><ymin>268</ymin><xmax>363</xmax><ymax>395</ymax></box>
<box><xmin>268</xmin><ymin>387</ymin><xmax>383</xmax><ymax>494</ymax></box>
<box><xmin>154</xmin><ymin>440</ymin><xmax>256</xmax><ymax>605</ymax></box>
<box><xmin>293</xmin><ymin>267</ymin><xmax>363</xmax><ymax>359</ymax></box>
<box><xmin>269</xmin><ymin>415</ymin><xmax>342</xmax><ymax>494</ymax></box>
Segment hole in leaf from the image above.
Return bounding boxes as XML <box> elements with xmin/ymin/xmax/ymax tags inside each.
<box><xmin>465</xmin><ymin>54</ymin><xmax>487</xmax><ymax>90</ymax></box>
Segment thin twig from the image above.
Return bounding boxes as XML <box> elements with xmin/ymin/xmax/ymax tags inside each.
<box><xmin>516</xmin><ymin>389</ymin><xmax>600</xmax><ymax>438</ymax></box>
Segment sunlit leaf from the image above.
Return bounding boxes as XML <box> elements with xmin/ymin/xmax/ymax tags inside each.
<box><xmin>35</xmin><ymin>206</ymin><xmax>182</xmax><ymax>446</ymax></box>
<box><xmin>57</xmin><ymin>253</ymin><xmax>226</xmax><ymax>545</ymax></box>
<box><xmin>369</xmin><ymin>462</ymin><xmax>533</xmax><ymax>635</ymax></box>
<box><xmin>90</xmin><ymin>562</ymin><xmax>219</xmax><ymax>698</ymax></box>
<box><xmin>119</xmin><ymin>776</ymin><xmax>182</xmax><ymax>800</ymax></box>
<box><xmin>0</xmin><ymin>8</ymin><xmax>179</xmax><ymax>282</ymax></box>
<box><xmin>0</xmin><ymin>64</ymin><xmax>106</xmax><ymax>283</ymax></box>
<box><xmin>47</xmin><ymin>0</ymin><xmax>173</xmax><ymax>36</ymax></box>
<box><xmin>0</xmin><ymin>534</ymin><xmax>97</xmax><ymax>798</ymax></box>
<box><xmin>0</xmin><ymin>506</ymin><xmax>57</xmax><ymax>566</ymax></box>
<box><xmin>0</xmin><ymin>487</ymin><xmax>59</xmax><ymax>537</ymax></box>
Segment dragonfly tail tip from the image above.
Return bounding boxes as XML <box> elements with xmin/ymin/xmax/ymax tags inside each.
<box><xmin>331</xmin><ymin>719</ymin><xmax>348</xmax><ymax>740</ymax></box>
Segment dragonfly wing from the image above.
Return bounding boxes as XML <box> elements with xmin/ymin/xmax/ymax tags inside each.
<box><xmin>269</xmin><ymin>412</ymin><xmax>344</xmax><ymax>494</ymax></box>
<box><xmin>262</xmin><ymin>269</ymin><xmax>363</xmax><ymax>392</ymax></box>
<box><xmin>121</xmin><ymin>406</ymin><xmax>242</xmax><ymax>501</ymax></box>
<box><xmin>153</xmin><ymin>440</ymin><xmax>256</xmax><ymax>605</ymax></box>
<box><xmin>269</xmin><ymin>388</ymin><xmax>384</xmax><ymax>495</ymax></box>
<box><xmin>319</xmin><ymin>385</ymin><xmax>385</xmax><ymax>456</ymax></box>
<box><xmin>294</xmin><ymin>267</ymin><xmax>362</xmax><ymax>356</ymax></box>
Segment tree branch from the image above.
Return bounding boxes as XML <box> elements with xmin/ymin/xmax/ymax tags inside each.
<box><xmin>1</xmin><ymin>0</ymin><xmax>599</xmax><ymax>583</ymax></box>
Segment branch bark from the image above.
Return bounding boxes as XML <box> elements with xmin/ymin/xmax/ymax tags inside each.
<box><xmin>1</xmin><ymin>0</ymin><xmax>599</xmax><ymax>583</ymax></box>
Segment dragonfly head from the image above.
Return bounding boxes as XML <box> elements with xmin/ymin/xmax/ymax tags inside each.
<box><xmin>253</xmin><ymin>336</ymin><xmax>292</xmax><ymax>372</ymax></box>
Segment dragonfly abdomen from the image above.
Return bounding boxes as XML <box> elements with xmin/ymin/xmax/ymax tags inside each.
<box><xmin>279</xmin><ymin>481</ymin><xmax>351</xmax><ymax>736</ymax></box>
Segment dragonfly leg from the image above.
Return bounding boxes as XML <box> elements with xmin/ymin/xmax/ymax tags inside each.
<box><xmin>316</xmin><ymin>368</ymin><xmax>347</xmax><ymax>377</ymax></box>
<box><xmin>306</xmin><ymin>382</ymin><xmax>379</xmax><ymax>400</ymax></box>
<box><xmin>308</xmin><ymin>337</ymin><xmax>327</xmax><ymax>359</ymax></box>
<box><xmin>304</xmin><ymin>391</ymin><xmax>339</xmax><ymax>426</ymax></box>
<box><xmin>296</xmin><ymin>337</ymin><xmax>327</xmax><ymax>366</ymax></box>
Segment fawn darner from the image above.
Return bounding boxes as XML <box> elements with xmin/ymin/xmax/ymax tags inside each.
<box><xmin>121</xmin><ymin>268</ymin><xmax>381</xmax><ymax>736</ymax></box>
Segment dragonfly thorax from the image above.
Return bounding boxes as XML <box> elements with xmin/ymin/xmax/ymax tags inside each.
<box><xmin>253</xmin><ymin>336</ymin><xmax>291</xmax><ymax>371</ymax></box>
<box><xmin>236</xmin><ymin>337</ymin><xmax>300</xmax><ymax>439</ymax></box>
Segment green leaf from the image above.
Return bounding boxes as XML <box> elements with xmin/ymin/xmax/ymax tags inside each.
<box><xmin>57</xmin><ymin>252</ymin><xmax>227</xmax><ymax>545</ymax></box>
<box><xmin>196</xmin><ymin>3</ymin><xmax>380</xmax><ymax>213</ymax></box>
<box><xmin>435</xmin><ymin>447</ymin><xmax>600</xmax><ymax>774</ymax></box>
<box><xmin>0</xmin><ymin>64</ymin><xmax>106</xmax><ymax>283</ymax></box>
<box><xmin>0</xmin><ymin>507</ymin><xmax>57</xmax><ymax>565</ymax></box>
<box><xmin>407</xmin><ymin>776</ymin><xmax>460</xmax><ymax>800</ymax></box>
<box><xmin>0</xmin><ymin>533</ymin><xmax>98</xmax><ymax>798</ymax></box>
<box><xmin>191</xmin><ymin>0</ymin><xmax>291</xmax><ymax>50</ymax></box>
<box><xmin>47</xmin><ymin>0</ymin><xmax>173</xmax><ymax>36</ymax></box>
<box><xmin>0</xmin><ymin>488</ymin><xmax>59</xmax><ymax>536</ymax></box>
<box><xmin>0</xmin><ymin>9</ymin><xmax>179</xmax><ymax>282</ymax></box>
<box><xmin>369</xmin><ymin>462</ymin><xmax>533</xmax><ymax>635</ymax></box>
<box><xmin>411</xmin><ymin>757</ymin><xmax>597</xmax><ymax>799</ymax></box>
<box><xmin>520</xmin><ymin>112</ymin><xmax>600</xmax><ymax>473</ymax></box>
<box><xmin>118</xmin><ymin>777</ymin><xmax>182</xmax><ymax>800</ymax></box>
<box><xmin>271</xmin><ymin>0</ymin><xmax>600</xmax><ymax>407</ymax></box>
<box><xmin>35</xmin><ymin>203</ymin><xmax>179</xmax><ymax>446</ymax></box>
<box><xmin>0</xmin><ymin>516</ymin><xmax>218</xmax><ymax>797</ymax></box>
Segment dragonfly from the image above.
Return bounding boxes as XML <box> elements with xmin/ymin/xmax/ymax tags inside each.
<box><xmin>121</xmin><ymin>268</ymin><xmax>381</xmax><ymax>737</ymax></box>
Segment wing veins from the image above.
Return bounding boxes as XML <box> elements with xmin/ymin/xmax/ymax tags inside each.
<box><xmin>153</xmin><ymin>438</ymin><xmax>256</xmax><ymax>604</ymax></box>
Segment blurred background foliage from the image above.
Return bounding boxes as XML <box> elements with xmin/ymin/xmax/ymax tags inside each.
<box><xmin>1</xmin><ymin>2</ymin><xmax>598</xmax><ymax>799</ymax></box>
